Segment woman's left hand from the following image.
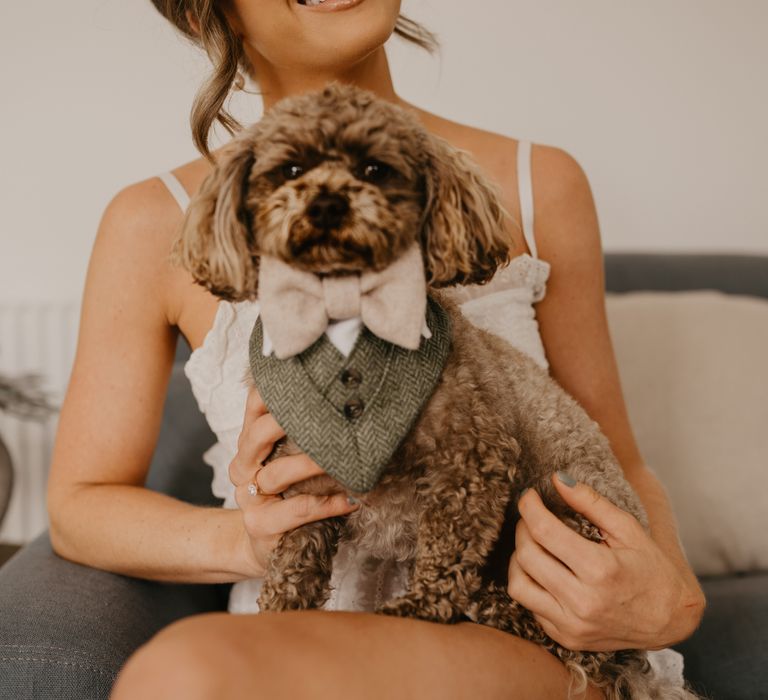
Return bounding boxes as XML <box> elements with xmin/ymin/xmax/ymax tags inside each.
<box><xmin>507</xmin><ymin>472</ymin><xmax>705</xmax><ymax>652</ymax></box>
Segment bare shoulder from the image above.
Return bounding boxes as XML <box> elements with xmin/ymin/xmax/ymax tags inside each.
<box><xmin>95</xmin><ymin>176</ymin><xmax>184</xmax><ymax>323</ymax></box>
<box><xmin>527</xmin><ymin>144</ymin><xmax>598</xmax><ymax>262</ymax></box>
<box><xmin>96</xmin><ymin>154</ymin><xmax>219</xmax><ymax>330</ymax></box>
<box><xmin>412</xmin><ymin>107</ymin><xmax>591</xmax><ymax>258</ymax></box>
<box><xmin>433</xmin><ymin>112</ymin><xmax>593</xmax><ymax>224</ymax></box>
<box><xmin>97</xmin><ymin>176</ymin><xmax>182</xmax><ymax>276</ymax></box>
<box><xmin>415</xmin><ymin>110</ymin><xmax>520</xmax><ymax>189</ymax></box>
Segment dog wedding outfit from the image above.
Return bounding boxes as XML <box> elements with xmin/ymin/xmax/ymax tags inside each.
<box><xmin>250</xmin><ymin>242</ymin><xmax>450</xmax><ymax>492</ymax></box>
<box><xmin>160</xmin><ymin>139</ymin><xmax>685</xmax><ymax>688</ymax></box>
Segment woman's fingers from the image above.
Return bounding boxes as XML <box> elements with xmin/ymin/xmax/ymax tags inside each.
<box><xmin>240</xmin><ymin>385</ymin><xmax>287</xmax><ymax>454</ymax></box>
<box><xmin>256</xmin><ymin>453</ymin><xmax>327</xmax><ymax>495</ymax></box>
<box><xmin>512</xmin><ymin>516</ymin><xmax>585</xmax><ymax>610</ymax></box>
<box><xmin>550</xmin><ymin>472</ymin><xmax>642</xmax><ymax>546</ymax></box>
<box><xmin>236</xmin><ymin>489</ymin><xmax>356</xmax><ymax>539</ymax></box>
<box><xmin>507</xmin><ymin>549</ymin><xmax>564</xmax><ymax>622</ymax></box>
<box><xmin>233</xmin><ymin>475</ymin><xmax>281</xmax><ymax>512</ymax></box>
<box><xmin>257</xmin><ymin>493</ymin><xmax>358</xmax><ymax>536</ymax></box>
<box><xmin>244</xmin><ymin>384</ymin><xmax>268</xmax><ymax>422</ymax></box>
<box><xmin>517</xmin><ymin>488</ymin><xmax>606</xmax><ymax>579</ymax></box>
<box><xmin>229</xmin><ymin>385</ymin><xmax>361</xmax><ymax>570</ymax></box>
<box><xmin>238</xmin><ymin>411</ymin><xmax>286</xmax><ymax>461</ymax></box>
<box><xmin>230</xmin><ymin>412</ymin><xmax>286</xmax><ymax>487</ymax></box>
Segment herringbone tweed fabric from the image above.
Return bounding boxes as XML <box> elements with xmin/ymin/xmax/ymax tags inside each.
<box><xmin>249</xmin><ymin>297</ymin><xmax>452</xmax><ymax>492</ymax></box>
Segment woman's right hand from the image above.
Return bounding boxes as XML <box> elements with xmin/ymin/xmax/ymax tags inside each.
<box><xmin>230</xmin><ymin>385</ymin><xmax>359</xmax><ymax>579</ymax></box>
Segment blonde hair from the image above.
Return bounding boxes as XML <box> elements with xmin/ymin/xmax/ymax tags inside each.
<box><xmin>149</xmin><ymin>1</ymin><xmax>440</xmax><ymax>160</ymax></box>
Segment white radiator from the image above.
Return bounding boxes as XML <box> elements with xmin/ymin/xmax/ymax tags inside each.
<box><xmin>0</xmin><ymin>302</ymin><xmax>80</xmax><ymax>544</ymax></box>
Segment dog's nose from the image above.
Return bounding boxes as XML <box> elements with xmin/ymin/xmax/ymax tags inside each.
<box><xmin>306</xmin><ymin>192</ymin><xmax>349</xmax><ymax>230</ymax></box>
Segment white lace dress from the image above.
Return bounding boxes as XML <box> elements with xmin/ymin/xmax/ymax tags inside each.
<box><xmin>182</xmin><ymin>254</ymin><xmax>685</xmax><ymax>688</ymax></box>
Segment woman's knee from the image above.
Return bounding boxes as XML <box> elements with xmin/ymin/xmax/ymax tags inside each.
<box><xmin>109</xmin><ymin>613</ymin><xmax>253</xmax><ymax>700</ymax></box>
<box><xmin>109</xmin><ymin>610</ymin><xmax>608</xmax><ymax>700</ymax></box>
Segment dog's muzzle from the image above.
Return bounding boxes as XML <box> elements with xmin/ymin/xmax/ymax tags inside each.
<box><xmin>306</xmin><ymin>192</ymin><xmax>350</xmax><ymax>231</ymax></box>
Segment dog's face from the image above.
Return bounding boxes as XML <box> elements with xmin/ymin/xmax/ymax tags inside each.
<box><xmin>175</xmin><ymin>82</ymin><xmax>513</xmax><ymax>302</ymax></box>
<box><xmin>243</xmin><ymin>89</ymin><xmax>427</xmax><ymax>275</ymax></box>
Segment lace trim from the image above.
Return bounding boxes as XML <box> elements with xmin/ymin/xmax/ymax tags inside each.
<box><xmin>183</xmin><ymin>301</ymin><xmax>235</xmax><ymax>413</ymax></box>
<box><xmin>647</xmin><ymin>648</ymin><xmax>686</xmax><ymax>687</ymax></box>
<box><xmin>447</xmin><ymin>254</ymin><xmax>550</xmax><ymax>305</ymax></box>
<box><xmin>183</xmin><ymin>300</ymin><xmax>260</xmax><ymax>417</ymax></box>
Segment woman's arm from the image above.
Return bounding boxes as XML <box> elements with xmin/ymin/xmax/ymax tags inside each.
<box><xmin>46</xmin><ymin>180</ymin><xmax>249</xmax><ymax>583</ymax></box>
<box><xmin>507</xmin><ymin>144</ymin><xmax>705</xmax><ymax>649</ymax></box>
<box><xmin>47</xmin><ymin>178</ymin><xmax>357</xmax><ymax>584</ymax></box>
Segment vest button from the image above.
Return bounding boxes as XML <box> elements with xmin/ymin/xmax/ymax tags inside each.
<box><xmin>340</xmin><ymin>368</ymin><xmax>362</xmax><ymax>387</ymax></box>
<box><xmin>343</xmin><ymin>398</ymin><xmax>365</xmax><ymax>419</ymax></box>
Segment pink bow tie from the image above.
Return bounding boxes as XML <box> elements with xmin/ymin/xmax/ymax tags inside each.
<box><xmin>257</xmin><ymin>244</ymin><xmax>428</xmax><ymax>359</ymax></box>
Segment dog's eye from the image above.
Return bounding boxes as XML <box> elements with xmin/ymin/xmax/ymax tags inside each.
<box><xmin>281</xmin><ymin>162</ymin><xmax>305</xmax><ymax>180</ymax></box>
<box><xmin>357</xmin><ymin>159</ymin><xmax>393</xmax><ymax>184</ymax></box>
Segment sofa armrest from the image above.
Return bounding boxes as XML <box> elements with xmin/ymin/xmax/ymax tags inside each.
<box><xmin>0</xmin><ymin>337</ymin><xmax>227</xmax><ymax>699</ymax></box>
<box><xmin>0</xmin><ymin>532</ymin><xmax>230</xmax><ymax>700</ymax></box>
<box><xmin>672</xmin><ymin>571</ymin><xmax>768</xmax><ymax>700</ymax></box>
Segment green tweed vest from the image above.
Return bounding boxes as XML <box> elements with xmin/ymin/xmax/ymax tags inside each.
<box><xmin>249</xmin><ymin>297</ymin><xmax>452</xmax><ymax>493</ymax></box>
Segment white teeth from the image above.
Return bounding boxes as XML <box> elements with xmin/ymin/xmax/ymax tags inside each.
<box><xmin>303</xmin><ymin>0</ymin><xmax>327</xmax><ymax>5</ymax></box>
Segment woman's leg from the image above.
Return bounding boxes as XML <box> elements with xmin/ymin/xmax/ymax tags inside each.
<box><xmin>110</xmin><ymin>610</ymin><xmax>605</xmax><ymax>700</ymax></box>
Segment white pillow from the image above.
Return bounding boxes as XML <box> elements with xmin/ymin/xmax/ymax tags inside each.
<box><xmin>605</xmin><ymin>291</ymin><xmax>768</xmax><ymax>576</ymax></box>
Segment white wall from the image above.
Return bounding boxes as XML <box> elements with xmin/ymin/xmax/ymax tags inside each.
<box><xmin>1</xmin><ymin>0</ymin><xmax>766</xmax><ymax>306</ymax></box>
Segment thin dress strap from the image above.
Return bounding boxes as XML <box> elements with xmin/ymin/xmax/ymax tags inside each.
<box><xmin>516</xmin><ymin>140</ymin><xmax>537</xmax><ymax>259</ymax></box>
<box><xmin>158</xmin><ymin>171</ymin><xmax>191</xmax><ymax>213</ymax></box>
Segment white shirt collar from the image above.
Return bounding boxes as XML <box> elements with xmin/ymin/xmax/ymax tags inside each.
<box><xmin>262</xmin><ymin>315</ymin><xmax>432</xmax><ymax>358</ymax></box>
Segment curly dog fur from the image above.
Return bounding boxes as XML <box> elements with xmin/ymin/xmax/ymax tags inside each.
<box><xmin>174</xmin><ymin>83</ymin><xmax>700</xmax><ymax>700</ymax></box>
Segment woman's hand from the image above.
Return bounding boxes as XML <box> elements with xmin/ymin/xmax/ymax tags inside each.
<box><xmin>230</xmin><ymin>386</ymin><xmax>359</xmax><ymax>578</ymax></box>
<box><xmin>507</xmin><ymin>471</ymin><xmax>705</xmax><ymax>652</ymax></box>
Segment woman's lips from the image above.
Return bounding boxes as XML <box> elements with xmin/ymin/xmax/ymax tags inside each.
<box><xmin>296</xmin><ymin>0</ymin><xmax>365</xmax><ymax>12</ymax></box>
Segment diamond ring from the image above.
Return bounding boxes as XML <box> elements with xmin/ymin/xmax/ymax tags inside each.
<box><xmin>247</xmin><ymin>467</ymin><xmax>265</xmax><ymax>497</ymax></box>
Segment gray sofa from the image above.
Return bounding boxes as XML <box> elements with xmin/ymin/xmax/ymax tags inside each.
<box><xmin>0</xmin><ymin>253</ymin><xmax>765</xmax><ymax>700</ymax></box>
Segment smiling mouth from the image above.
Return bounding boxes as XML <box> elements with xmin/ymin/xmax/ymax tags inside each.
<box><xmin>296</xmin><ymin>0</ymin><xmax>365</xmax><ymax>9</ymax></box>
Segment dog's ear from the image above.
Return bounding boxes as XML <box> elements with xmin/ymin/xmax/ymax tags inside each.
<box><xmin>420</xmin><ymin>134</ymin><xmax>513</xmax><ymax>288</ymax></box>
<box><xmin>171</xmin><ymin>140</ymin><xmax>259</xmax><ymax>302</ymax></box>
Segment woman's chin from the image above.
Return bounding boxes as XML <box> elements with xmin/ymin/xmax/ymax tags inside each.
<box><xmin>241</xmin><ymin>0</ymin><xmax>400</xmax><ymax>78</ymax></box>
<box><xmin>288</xmin><ymin>40</ymin><xmax>395</xmax><ymax>76</ymax></box>
<box><xmin>291</xmin><ymin>0</ymin><xmax>399</xmax><ymax>60</ymax></box>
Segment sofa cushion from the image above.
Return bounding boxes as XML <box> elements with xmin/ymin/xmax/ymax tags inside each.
<box><xmin>605</xmin><ymin>291</ymin><xmax>768</xmax><ymax>576</ymax></box>
<box><xmin>144</xmin><ymin>362</ymin><xmax>220</xmax><ymax>506</ymax></box>
<box><xmin>672</xmin><ymin>571</ymin><xmax>768</xmax><ymax>700</ymax></box>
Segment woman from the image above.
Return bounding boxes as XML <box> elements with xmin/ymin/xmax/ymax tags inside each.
<box><xmin>46</xmin><ymin>1</ymin><xmax>706</xmax><ymax>697</ymax></box>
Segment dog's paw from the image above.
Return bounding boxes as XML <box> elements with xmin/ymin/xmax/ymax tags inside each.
<box><xmin>377</xmin><ymin>596</ymin><xmax>421</xmax><ymax>619</ymax></box>
<box><xmin>257</xmin><ymin>575</ymin><xmax>322</xmax><ymax>612</ymax></box>
<box><xmin>257</xmin><ymin>588</ymin><xmax>294</xmax><ymax>613</ymax></box>
<box><xmin>377</xmin><ymin>594</ymin><xmax>459</xmax><ymax>624</ymax></box>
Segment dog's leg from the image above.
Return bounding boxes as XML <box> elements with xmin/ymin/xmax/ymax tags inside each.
<box><xmin>376</xmin><ymin>441</ymin><xmax>516</xmax><ymax>624</ymax></box>
<box><xmin>257</xmin><ymin>516</ymin><xmax>344</xmax><ymax>612</ymax></box>
<box><xmin>469</xmin><ymin>581</ymin><xmax>535</xmax><ymax>635</ymax></box>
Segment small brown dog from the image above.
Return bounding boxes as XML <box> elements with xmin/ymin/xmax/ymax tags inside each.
<box><xmin>174</xmin><ymin>83</ymin><xmax>696</xmax><ymax>700</ymax></box>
